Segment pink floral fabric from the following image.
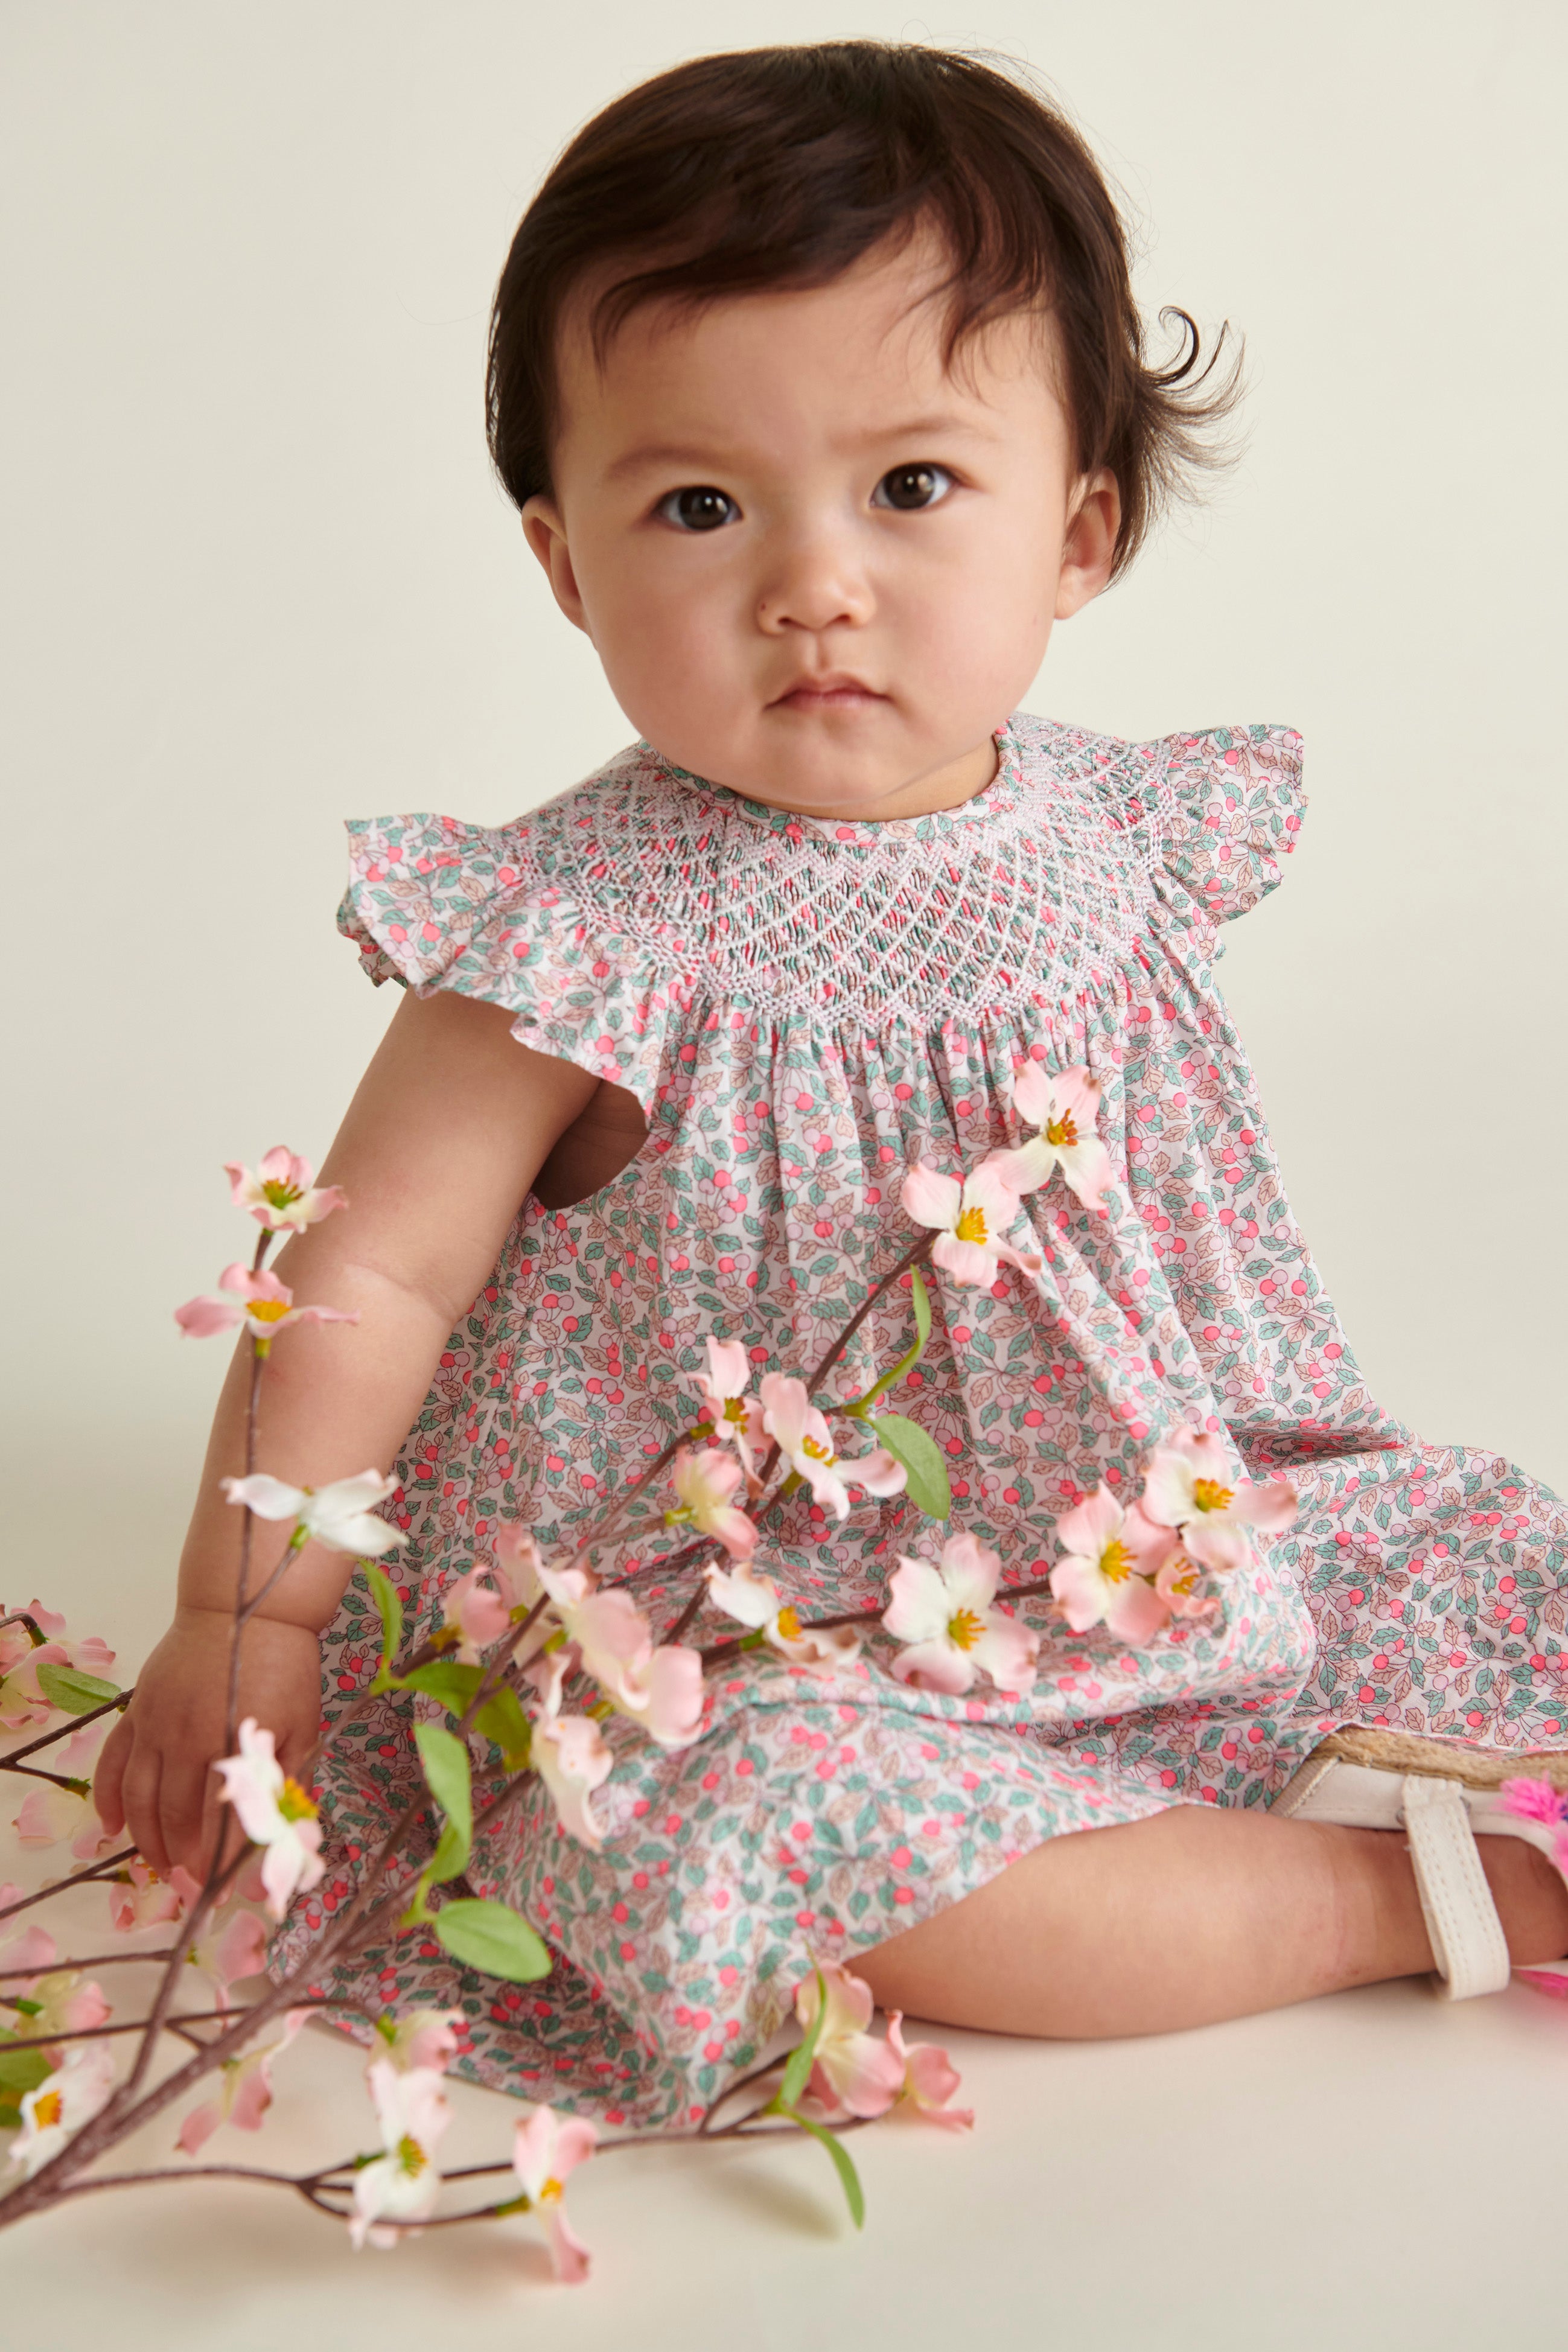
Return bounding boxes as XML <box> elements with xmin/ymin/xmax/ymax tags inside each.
<box><xmin>272</xmin><ymin>713</ymin><xmax>1568</xmax><ymax>2127</ymax></box>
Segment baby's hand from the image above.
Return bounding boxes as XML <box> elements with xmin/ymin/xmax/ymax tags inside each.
<box><xmin>94</xmin><ymin>1608</ymin><xmax>323</xmax><ymax>1879</ymax></box>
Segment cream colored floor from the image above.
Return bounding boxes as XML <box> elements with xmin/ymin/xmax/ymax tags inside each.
<box><xmin>7</xmin><ymin>4</ymin><xmax>1567</xmax><ymax>2342</ymax></box>
<box><xmin>8</xmin><ymin>1487</ymin><xmax>1568</xmax><ymax>2348</ymax></box>
<box><xmin>2</xmin><ymin>1963</ymin><xmax>1563</xmax><ymax>2351</ymax></box>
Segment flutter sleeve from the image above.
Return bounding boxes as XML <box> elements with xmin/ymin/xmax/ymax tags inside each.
<box><xmin>338</xmin><ymin>811</ymin><xmax>682</xmax><ymax>1114</ymax></box>
<box><xmin>1150</xmin><ymin>724</ymin><xmax>1307</xmax><ymax>934</ymax></box>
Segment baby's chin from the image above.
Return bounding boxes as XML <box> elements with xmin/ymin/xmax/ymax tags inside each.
<box><xmin>641</xmin><ymin>700</ymin><xmax>989</xmax><ymax>822</ymax></box>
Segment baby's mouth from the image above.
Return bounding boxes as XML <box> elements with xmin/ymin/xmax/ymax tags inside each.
<box><xmin>770</xmin><ymin>675</ymin><xmax>888</xmax><ymax>713</ymax></box>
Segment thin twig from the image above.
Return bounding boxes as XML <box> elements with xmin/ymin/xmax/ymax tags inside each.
<box><xmin>0</xmin><ymin>1760</ymin><xmax>95</xmax><ymax>1793</ymax></box>
<box><xmin>0</xmin><ymin>1949</ymin><xmax>178</xmax><ymax>1977</ymax></box>
<box><xmin>0</xmin><ymin>1994</ymin><xmax>362</xmax><ymax>2056</ymax></box>
<box><xmin>0</xmin><ymin>1850</ymin><xmax>138</xmax><ymax>1922</ymax></box>
<box><xmin>0</xmin><ymin>1689</ymin><xmax>133</xmax><ymax>1763</ymax></box>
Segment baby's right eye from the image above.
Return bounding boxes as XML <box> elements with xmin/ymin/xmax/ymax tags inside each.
<box><xmin>656</xmin><ymin>486</ymin><xmax>741</xmax><ymax>532</ymax></box>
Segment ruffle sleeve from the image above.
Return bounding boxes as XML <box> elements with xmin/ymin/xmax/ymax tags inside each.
<box><xmin>1153</xmin><ymin>723</ymin><xmax>1306</xmax><ymax>930</ymax></box>
<box><xmin>337</xmin><ymin>812</ymin><xmax>684</xmax><ymax>1113</ymax></box>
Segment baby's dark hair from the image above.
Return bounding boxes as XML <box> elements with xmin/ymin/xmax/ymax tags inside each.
<box><xmin>486</xmin><ymin>41</ymin><xmax>1240</xmax><ymax>581</ymax></box>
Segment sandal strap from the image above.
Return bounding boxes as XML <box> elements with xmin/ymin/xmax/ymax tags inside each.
<box><xmin>1403</xmin><ymin>1773</ymin><xmax>1512</xmax><ymax>2000</ymax></box>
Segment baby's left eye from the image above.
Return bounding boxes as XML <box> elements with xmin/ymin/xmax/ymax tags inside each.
<box><xmin>872</xmin><ymin>464</ymin><xmax>954</xmax><ymax>512</ymax></box>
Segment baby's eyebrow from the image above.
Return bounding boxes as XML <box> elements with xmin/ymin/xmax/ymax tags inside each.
<box><xmin>604</xmin><ymin>413</ymin><xmax>995</xmax><ymax>483</ymax></box>
<box><xmin>604</xmin><ymin>441</ymin><xmax>724</xmax><ymax>482</ymax></box>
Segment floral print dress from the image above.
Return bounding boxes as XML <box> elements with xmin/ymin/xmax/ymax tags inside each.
<box><xmin>273</xmin><ymin>712</ymin><xmax>1568</xmax><ymax>2129</ymax></box>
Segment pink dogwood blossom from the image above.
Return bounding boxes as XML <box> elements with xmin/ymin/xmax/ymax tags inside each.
<box><xmin>513</xmin><ymin>2104</ymin><xmax>598</xmax><ymax>2283</ymax></box>
<box><xmin>1051</xmin><ymin>1485</ymin><xmax>1180</xmax><ymax>1639</ymax></box>
<box><xmin>887</xmin><ymin>2013</ymin><xmax>974</xmax><ymax>2131</ymax></box>
<box><xmin>1155</xmin><ymin>1544</ymin><xmax>1217</xmax><ymax>1621</ymax></box>
<box><xmin>174</xmin><ymin>1264</ymin><xmax>357</xmax><ymax>1353</ymax></box>
<box><xmin>991</xmin><ymin>1063</ymin><xmax>1116</xmax><ymax>1217</ymax></box>
<box><xmin>439</xmin><ymin>1565</ymin><xmax>512</xmax><ymax>1665</ymax></box>
<box><xmin>9</xmin><ymin>2040</ymin><xmax>117</xmax><ymax>2176</ymax></box>
<box><xmin>531</xmin><ymin>1557</ymin><xmax>704</xmax><ymax>1750</ymax></box>
<box><xmin>900</xmin><ymin>1158</ymin><xmax>1041</xmax><ymax>1287</ymax></box>
<box><xmin>795</xmin><ymin>1962</ymin><xmax>904</xmax><ymax>2121</ymax></box>
<box><xmin>1502</xmin><ymin>1777</ymin><xmax>1568</xmax><ymax>1828</ymax></box>
<box><xmin>1514</xmin><ymin>1967</ymin><xmax>1568</xmax><ymax>2002</ymax></box>
<box><xmin>531</xmin><ymin>1663</ymin><xmax>616</xmax><ymax>1850</ymax></box>
<box><xmin>883</xmin><ymin>1533</ymin><xmax>1040</xmax><ymax>1697</ymax></box>
<box><xmin>224</xmin><ymin>1147</ymin><xmax>348</xmax><ymax>1234</ymax></box>
<box><xmin>759</xmin><ymin>1374</ymin><xmax>906</xmax><ymax>1520</ymax></box>
<box><xmin>374</xmin><ymin>2008</ymin><xmax>464</xmax><ymax>2075</ymax></box>
<box><xmin>214</xmin><ymin>1719</ymin><xmax>327</xmax><ymax>1919</ymax></box>
<box><xmin>108</xmin><ymin>1857</ymin><xmax>188</xmax><ymax>1935</ymax></box>
<box><xmin>693</xmin><ymin>1336</ymin><xmax>766</xmax><ymax>1482</ymax></box>
<box><xmin>176</xmin><ymin>2009</ymin><xmax>308</xmax><ymax>2155</ymax></box>
<box><xmin>0</xmin><ymin>1611</ymin><xmax>115</xmax><ymax>1732</ymax></box>
<box><xmin>185</xmin><ymin>1896</ymin><xmax>270</xmax><ymax>2010</ymax></box>
<box><xmin>10</xmin><ymin>1726</ymin><xmax>117</xmax><ymax>1860</ymax></box>
<box><xmin>0</xmin><ymin>1925</ymin><xmax>57</xmax><ymax>1976</ymax></box>
<box><xmin>705</xmin><ymin>1560</ymin><xmax>862</xmax><ymax>1670</ymax></box>
<box><xmin>349</xmin><ymin>2061</ymin><xmax>453</xmax><ymax>2249</ymax></box>
<box><xmin>221</xmin><ymin>1469</ymin><xmax>406</xmax><ymax>1558</ymax></box>
<box><xmin>1140</xmin><ymin>1430</ymin><xmax>1297</xmax><ymax>1573</ymax></box>
<box><xmin>668</xmin><ymin>1445</ymin><xmax>759</xmax><ymax>1558</ymax></box>
<box><xmin>7</xmin><ymin>1971</ymin><xmax>110</xmax><ymax>2060</ymax></box>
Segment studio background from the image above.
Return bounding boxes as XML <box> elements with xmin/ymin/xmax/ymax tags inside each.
<box><xmin>5</xmin><ymin>11</ymin><xmax>1568</xmax><ymax>2348</ymax></box>
<box><xmin>5</xmin><ymin>0</ymin><xmax>1563</xmax><ymax>1677</ymax></box>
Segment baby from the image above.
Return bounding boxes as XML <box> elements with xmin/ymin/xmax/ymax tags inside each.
<box><xmin>97</xmin><ymin>42</ymin><xmax>1568</xmax><ymax>2123</ymax></box>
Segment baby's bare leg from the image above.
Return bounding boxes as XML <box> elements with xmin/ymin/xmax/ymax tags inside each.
<box><xmin>857</xmin><ymin>1807</ymin><xmax>1568</xmax><ymax>2038</ymax></box>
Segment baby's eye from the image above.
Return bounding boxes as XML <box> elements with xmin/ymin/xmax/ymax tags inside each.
<box><xmin>872</xmin><ymin>463</ymin><xmax>954</xmax><ymax>512</ymax></box>
<box><xmin>656</xmin><ymin>485</ymin><xmax>741</xmax><ymax>532</ymax></box>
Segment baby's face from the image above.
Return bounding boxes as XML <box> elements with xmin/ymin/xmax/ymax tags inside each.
<box><xmin>524</xmin><ymin>231</ymin><xmax>1118</xmax><ymax>821</ymax></box>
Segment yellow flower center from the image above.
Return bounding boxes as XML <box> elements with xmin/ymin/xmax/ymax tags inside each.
<box><xmin>540</xmin><ymin>2176</ymin><xmax>564</xmax><ymax>2204</ymax></box>
<box><xmin>395</xmin><ymin>2132</ymin><xmax>427</xmax><ymax>2178</ymax></box>
<box><xmin>261</xmin><ymin>1178</ymin><xmax>304</xmax><ymax>1209</ymax></box>
<box><xmin>953</xmin><ymin>1205</ymin><xmax>989</xmax><ymax>1244</ymax></box>
<box><xmin>33</xmin><ymin>2089</ymin><xmax>63</xmax><ymax>2130</ymax></box>
<box><xmin>1191</xmin><ymin>1477</ymin><xmax>1234</xmax><ymax>1515</ymax></box>
<box><xmin>946</xmin><ymin>1607</ymin><xmax>985</xmax><ymax>1651</ymax></box>
<box><xmin>278</xmin><ymin>1776</ymin><xmax>319</xmax><ymax>1823</ymax></box>
<box><xmin>246</xmin><ymin>1298</ymin><xmax>292</xmax><ymax>1325</ymax></box>
<box><xmin>776</xmin><ymin>1605</ymin><xmax>802</xmax><ymax>1640</ymax></box>
<box><xmin>1098</xmin><ymin>1539</ymin><xmax>1133</xmax><ymax>1584</ymax></box>
<box><xmin>1168</xmin><ymin>1562</ymin><xmax>1200</xmax><ymax>1598</ymax></box>
<box><xmin>1045</xmin><ymin>1112</ymin><xmax>1080</xmax><ymax>1148</ymax></box>
<box><xmin>801</xmin><ymin>1436</ymin><xmax>834</xmax><ymax>1463</ymax></box>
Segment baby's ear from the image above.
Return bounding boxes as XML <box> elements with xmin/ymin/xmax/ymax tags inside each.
<box><xmin>520</xmin><ymin>495</ymin><xmax>590</xmax><ymax>633</ymax></box>
<box><xmin>1056</xmin><ymin>468</ymin><xmax>1121</xmax><ymax>619</ymax></box>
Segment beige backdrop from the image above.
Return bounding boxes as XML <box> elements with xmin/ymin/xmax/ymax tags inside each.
<box><xmin>5</xmin><ymin>1</ymin><xmax>1564</xmax><ymax>1658</ymax></box>
<box><xmin>5</xmin><ymin>10</ymin><xmax>1568</xmax><ymax>2348</ymax></box>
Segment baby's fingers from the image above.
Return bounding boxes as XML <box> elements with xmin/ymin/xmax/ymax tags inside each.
<box><xmin>121</xmin><ymin>1745</ymin><xmax>168</xmax><ymax>1874</ymax></box>
<box><xmin>154</xmin><ymin>1758</ymin><xmax>208</xmax><ymax>1880</ymax></box>
<box><xmin>92</xmin><ymin>1712</ymin><xmax>133</xmax><ymax>1838</ymax></box>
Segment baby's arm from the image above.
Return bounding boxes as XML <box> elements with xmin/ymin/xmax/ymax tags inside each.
<box><xmin>95</xmin><ymin>990</ymin><xmax>600</xmax><ymax>1876</ymax></box>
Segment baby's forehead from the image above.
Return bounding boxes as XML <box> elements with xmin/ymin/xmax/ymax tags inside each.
<box><xmin>553</xmin><ymin>243</ymin><xmax>1063</xmax><ymax>429</ymax></box>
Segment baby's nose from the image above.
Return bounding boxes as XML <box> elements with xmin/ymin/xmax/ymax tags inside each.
<box><xmin>754</xmin><ymin>531</ymin><xmax>874</xmax><ymax>634</ymax></box>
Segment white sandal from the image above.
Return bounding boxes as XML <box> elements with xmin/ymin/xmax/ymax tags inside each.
<box><xmin>1272</xmin><ymin>1727</ymin><xmax>1568</xmax><ymax>2002</ymax></box>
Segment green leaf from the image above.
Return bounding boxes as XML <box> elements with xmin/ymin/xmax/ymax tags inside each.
<box><xmin>400</xmin><ymin>1661</ymin><xmax>485</xmax><ymax>1715</ymax></box>
<box><xmin>415</xmin><ymin>1721</ymin><xmax>473</xmax><ymax>1841</ymax></box>
<box><xmin>841</xmin><ymin>1266</ymin><xmax>933</xmax><ymax>1417</ymax></box>
<box><xmin>432</xmin><ymin>1898</ymin><xmax>551</xmax><ymax>1983</ymax></box>
<box><xmin>788</xmin><ymin>2110</ymin><xmax>865</xmax><ymax>2229</ymax></box>
<box><xmin>472</xmin><ymin>1684</ymin><xmax>532</xmax><ymax>1768</ymax></box>
<box><xmin>777</xmin><ymin>1964</ymin><xmax>829</xmax><ymax>2111</ymax></box>
<box><xmin>362</xmin><ymin>1561</ymin><xmax>403</xmax><ymax>1677</ymax></box>
<box><xmin>401</xmin><ymin>1815</ymin><xmax>471</xmax><ymax>1924</ymax></box>
<box><xmin>34</xmin><ymin>1664</ymin><xmax>120</xmax><ymax>1715</ymax></box>
<box><xmin>870</xmin><ymin>1413</ymin><xmax>951</xmax><ymax>1520</ymax></box>
<box><xmin>0</xmin><ymin>2042</ymin><xmax>53</xmax><ymax>2097</ymax></box>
